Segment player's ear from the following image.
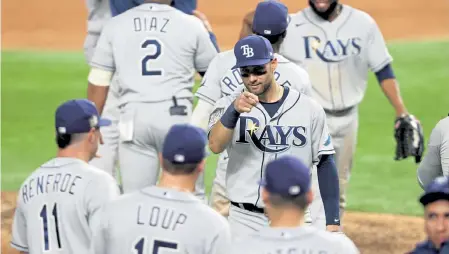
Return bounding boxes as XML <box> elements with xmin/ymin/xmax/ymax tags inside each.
<box><xmin>261</xmin><ymin>188</ymin><xmax>269</xmax><ymax>205</ymax></box>
<box><xmin>305</xmin><ymin>190</ymin><xmax>314</xmax><ymax>205</ymax></box>
<box><xmin>196</xmin><ymin>159</ymin><xmax>206</xmax><ymax>173</ymax></box>
<box><xmin>270</xmin><ymin>58</ymin><xmax>278</xmax><ymax>73</ymax></box>
<box><xmin>87</xmin><ymin>128</ymin><xmax>97</xmax><ymax>143</ymax></box>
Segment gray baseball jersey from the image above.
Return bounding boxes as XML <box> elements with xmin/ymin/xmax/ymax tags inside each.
<box><xmin>279</xmin><ymin>5</ymin><xmax>392</xmax><ymax>111</ymax></box>
<box><xmin>91</xmin><ymin>3</ymin><xmax>217</xmax><ymax>107</ymax></box>
<box><xmin>232</xmin><ymin>227</ymin><xmax>359</xmax><ymax>254</ymax></box>
<box><xmin>417</xmin><ymin>116</ymin><xmax>449</xmax><ymax>188</ymax></box>
<box><xmin>85</xmin><ymin>0</ymin><xmax>111</xmax><ymax>35</ymax></box>
<box><xmin>196</xmin><ymin>50</ymin><xmax>313</xmax><ymax>187</ymax></box>
<box><xmin>10</xmin><ymin>157</ymin><xmax>120</xmax><ymax>253</ymax></box>
<box><xmin>90</xmin><ymin>186</ymin><xmax>231</xmax><ymax>254</ymax></box>
<box><xmin>196</xmin><ymin>50</ymin><xmax>313</xmax><ymax>105</ymax></box>
<box><xmin>208</xmin><ymin>88</ymin><xmax>335</xmax><ymax>206</ymax></box>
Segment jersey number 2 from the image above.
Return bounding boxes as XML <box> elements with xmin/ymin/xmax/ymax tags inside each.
<box><xmin>39</xmin><ymin>203</ymin><xmax>62</xmax><ymax>251</ymax></box>
<box><xmin>134</xmin><ymin>237</ymin><xmax>178</xmax><ymax>254</ymax></box>
<box><xmin>141</xmin><ymin>39</ymin><xmax>162</xmax><ymax>76</ymax></box>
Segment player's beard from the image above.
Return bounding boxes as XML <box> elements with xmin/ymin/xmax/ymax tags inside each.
<box><xmin>244</xmin><ymin>75</ymin><xmax>272</xmax><ymax>97</ymax></box>
<box><xmin>309</xmin><ymin>0</ymin><xmax>339</xmax><ymax>20</ymax></box>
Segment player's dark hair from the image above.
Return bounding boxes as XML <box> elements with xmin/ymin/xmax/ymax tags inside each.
<box><xmin>254</xmin><ymin>31</ymin><xmax>287</xmax><ymax>46</ymax></box>
<box><xmin>162</xmin><ymin>159</ymin><xmax>199</xmax><ymax>175</ymax></box>
<box><xmin>56</xmin><ymin>134</ymin><xmax>72</xmax><ymax>149</ymax></box>
<box><xmin>56</xmin><ymin>133</ymin><xmax>86</xmax><ymax>149</ymax></box>
<box><xmin>268</xmin><ymin>193</ymin><xmax>308</xmax><ymax>211</ymax></box>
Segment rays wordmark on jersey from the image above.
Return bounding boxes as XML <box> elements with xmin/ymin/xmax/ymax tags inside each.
<box><xmin>303</xmin><ymin>36</ymin><xmax>362</xmax><ymax>63</ymax></box>
<box><xmin>236</xmin><ymin>116</ymin><xmax>307</xmax><ymax>153</ymax></box>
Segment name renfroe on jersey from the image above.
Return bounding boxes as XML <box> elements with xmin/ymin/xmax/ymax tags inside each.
<box><xmin>10</xmin><ymin>157</ymin><xmax>120</xmax><ymax>254</ymax></box>
<box><xmin>195</xmin><ymin>50</ymin><xmax>312</xmax><ymax>106</ymax></box>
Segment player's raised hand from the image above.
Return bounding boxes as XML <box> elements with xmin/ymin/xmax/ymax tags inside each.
<box><xmin>234</xmin><ymin>91</ymin><xmax>258</xmax><ymax>113</ymax></box>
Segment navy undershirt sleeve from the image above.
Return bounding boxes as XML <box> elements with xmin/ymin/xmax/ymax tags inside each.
<box><xmin>317</xmin><ymin>154</ymin><xmax>340</xmax><ymax>225</ymax></box>
<box><xmin>375</xmin><ymin>63</ymin><xmax>395</xmax><ymax>84</ymax></box>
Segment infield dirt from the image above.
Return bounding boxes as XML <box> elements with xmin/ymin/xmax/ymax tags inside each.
<box><xmin>2</xmin><ymin>0</ymin><xmax>449</xmax><ymax>253</ymax></box>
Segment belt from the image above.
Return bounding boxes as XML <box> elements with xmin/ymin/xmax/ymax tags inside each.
<box><xmin>231</xmin><ymin>201</ymin><xmax>265</xmax><ymax>214</ymax></box>
<box><xmin>324</xmin><ymin>106</ymin><xmax>355</xmax><ymax>116</ymax></box>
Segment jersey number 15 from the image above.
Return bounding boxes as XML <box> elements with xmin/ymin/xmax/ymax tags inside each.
<box><xmin>134</xmin><ymin>237</ymin><xmax>178</xmax><ymax>254</ymax></box>
<box><xmin>141</xmin><ymin>39</ymin><xmax>163</xmax><ymax>76</ymax></box>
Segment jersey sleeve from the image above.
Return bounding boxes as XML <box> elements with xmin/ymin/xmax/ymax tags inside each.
<box><xmin>10</xmin><ymin>194</ymin><xmax>28</xmax><ymax>252</ymax></box>
<box><xmin>207</xmin><ymin>97</ymin><xmax>233</xmax><ymax>135</ymax></box>
<box><xmin>417</xmin><ymin>119</ymin><xmax>449</xmax><ymax>188</ymax></box>
<box><xmin>89</xmin><ymin>206</ymin><xmax>109</xmax><ymax>254</ymax></box>
<box><xmin>292</xmin><ymin>66</ymin><xmax>313</xmax><ymax>97</ymax></box>
<box><xmin>366</xmin><ymin>19</ymin><xmax>393</xmax><ymax>72</ymax></box>
<box><xmin>84</xmin><ymin>173</ymin><xmax>120</xmax><ymax>233</ymax></box>
<box><xmin>90</xmin><ymin>22</ymin><xmax>115</xmax><ymax>72</ymax></box>
<box><xmin>206</xmin><ymin>218</ymin><xmax>232</xmax><ymax>254</ymax></box>
<box><xmin>195</xmin><ymin>54</ymin><xmax>223</xmax><ymax>105</ymax></box>
<box><xmin>311</xmin><ymin>103</ymin><xmax>335</xmax><ymax>165</ymax></box>
<box><xmin>194</xmin><ymin>21</ymin><xmax>218</xmax><ymax>72</ymax></box>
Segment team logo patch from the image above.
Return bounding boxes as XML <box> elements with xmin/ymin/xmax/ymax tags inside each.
<box><xmin>241</xmin><ymin>45</ymin><xmax>254</xmax><ymax>58</ymax></box>
<box><xmin>208</xmin><ymin>107</ymin><xmax>224</xmax><ymax>127</ymax></box>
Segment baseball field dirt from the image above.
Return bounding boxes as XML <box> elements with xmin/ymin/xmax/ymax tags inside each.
<box><xmin>2</xmin><ymin>0</ymin><xmax>449</xmax><ymax>253</ymax></box>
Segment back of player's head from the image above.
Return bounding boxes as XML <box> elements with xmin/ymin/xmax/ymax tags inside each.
<box><xmin>252</xmin><ymin>0</ymin><xmax>290</xmax><ymax>45</ymax></box>
<box><xmin>161</xmin><ymin>124</ymin><xmax>208</xmax><ymax>175</ymax></box>
<box><xmin>260</xmin><ymin>156</ymin><xmax>312</xmax><ymax>210</ymax></box>
<box><xmin>55</xmin><ymin>99</ymin><xmax>111</xmax><ymax>149</ymax></box>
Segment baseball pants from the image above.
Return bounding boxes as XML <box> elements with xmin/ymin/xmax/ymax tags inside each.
<box><xmin>209</xmin><ymin>153</ymin><xmax>230</xmax><ymax>217</ymax></box>
<box><xmin>89</xmin><ymin>77</ymin><xmax>120</xmax><ymax>178</ymax></box>
<box><xmin>228</xmin><ymin>204</ymin><xmax>316</xmax><ymax>241</ymax></box>
<box><xmin>118</xmin><ymin>99</ymin><xmax>206</xmax><ymax>199</ymax></box>
<box><xmin>325</xmin><ymin>107</ymin><xmax>359</xmax><ymax>220</ymax></box>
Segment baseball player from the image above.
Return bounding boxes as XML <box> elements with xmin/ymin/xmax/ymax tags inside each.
<box><xmin>86</xmin><ymin>0</ymin><xmax>217</xmax><ymax>194</ymax></box>
<box><xmin>88</xmin><ymin>0</ymin><xmax>217</xmax><ymax>200</ymax></box>
<box><xmin>240</xmin><ymin>0</ymin><xmax>422</xmax><ymax>219</ymax></box>
<box><xmin>191</xmin><ymin>0</ymin><xmax>312</xmax><ymax>218</ymax></box>
<box><xmin>10</xmin><ymin>99</ymin><xmax>120</xmax><ymax>253</ymax></box>
<box><xmin>417</xmin><ymin>114</ymin><xmax>449</xmax><ymax>189</ymax></box>
<box><xmin>207</xmin><ymin>35</ymin><xmax>341</xmax><ymax>240</ymax></box>
<box><xmin>232</xmin><ymin>156</ymin><xmax>359</xmax><ymax>254</ymax></box>
<box><xmin>409</xmin><ymin>175</ymin><xmax>449</xmax><ymax>253</ymax></box>
<box><xmin>90</xmin><ymin>124</ymin><xmax>231</xmax><ymax>254</ymax></box>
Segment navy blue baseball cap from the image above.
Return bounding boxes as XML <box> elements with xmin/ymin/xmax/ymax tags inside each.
<box><xmin>233</xmin><ymin>35</ymin><xmax>274</xmax><ymax>69</ymax></box>
<box><xmin>260</xmin><ymin>156</ymin><xmax>311</xmax><ymax>197</ymax></box>
<box><xmin>162</xmin><ymin>124</ymin><xmax>208</xmax><ymax>164</ymax></box>
<box><xmin>419</xmin><ymin>176</ymin><xmax>449</xmax><ymax>206</ymax></box>
<box><xmin>253</xmin><ymin>0</ymin><xmax>290</xmax><ymax>36</ymax></box>
<box><xmin>55</xmin><ymin>99</ymin><xmax>111</xmax><ymax>135</ymax></box>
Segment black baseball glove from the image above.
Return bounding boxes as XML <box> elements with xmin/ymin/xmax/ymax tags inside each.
<box><xmin>394</xmin><ymin>114</ymin><xmax>424</xmax><ymax>163</ymax></box>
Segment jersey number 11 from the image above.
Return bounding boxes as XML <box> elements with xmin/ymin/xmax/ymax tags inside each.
<box><xmin>39</xmin><ymin>203</ymin><xmax>62</xmax><ymax>251</ymax></box>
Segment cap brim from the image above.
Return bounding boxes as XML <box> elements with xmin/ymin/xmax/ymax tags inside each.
<box><xmin>232</xmin><ymin>58</ymin><xmax>272</xmax><ymax>69</ymax></box>
<box><xmin>98</xmin><ymin>118</ymin><xmax>112</xmax><ymax>127</ymax></box>
<box><xmin>419</xmin><ymin>192</ymin><xmax>449</xmax><ymax>206</ymax></box>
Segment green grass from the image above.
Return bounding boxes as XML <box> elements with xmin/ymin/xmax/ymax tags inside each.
<box><xmin>2</xmin><ymin>40</ymin><xmax>449</xmax><ymax>216</ymax></box>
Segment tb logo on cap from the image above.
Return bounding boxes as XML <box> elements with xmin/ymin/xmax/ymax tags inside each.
<box><xmin>241</xmin><ymin>45</ymin><xmax>254</xmax><ymax>58</ymax></box>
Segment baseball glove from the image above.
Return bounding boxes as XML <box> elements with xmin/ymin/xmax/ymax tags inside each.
<box><xmin>394</xmin><ymin>114</ymin><xmax>424</xmax><ymax>163</ymax></box>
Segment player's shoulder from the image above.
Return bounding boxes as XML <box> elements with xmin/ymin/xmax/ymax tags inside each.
<box><xmin>277</xmin><ymin>54</ymin><xmax>310</xmax><ymax>77</ymax></box>
<box><xmin>210</xmin><ymin>49</ymin><xmax>235</xmax><ymax>68</ymax></box>
<box><xmin>342</xmin><ymin>5</ymin><xmax>378</xmax><ymax>26</ymax></box>
<box><xmin>433</xmin><ymin>115</ymin><xmax>449</xmax><ymax>136</ymax></box>
<box><xmin>214</xmin><ymin>89</ymin><xmax>241</xmax><ymax>107</ymax></box>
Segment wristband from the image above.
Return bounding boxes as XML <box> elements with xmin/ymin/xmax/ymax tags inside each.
<box><xmin>220</xmin><ymin>104</ymin><xmax>240</xmax><ymax>129</ymax></box>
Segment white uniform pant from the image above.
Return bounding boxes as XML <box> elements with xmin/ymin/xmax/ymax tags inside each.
<box><xmin>325</xmin><ymin>107</ymin><xmax>359</xmax><ymax>219</ymax></box>
<box><xmin>228</xmin><ymin>204</ymin><xmax>317</xmax><ymax>241</ymax></box>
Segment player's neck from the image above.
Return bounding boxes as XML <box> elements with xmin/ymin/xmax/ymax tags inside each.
<box><xmin>157</xmin><ymin>172</ymin><xmax>196</xmax><ymax>193</ymax></box>
<box><xmin>267</xmin><ymin>209</ymin><xmax>304</xmax><ymax>228</ymax></box>
<box><xmin>56</xmin><ymin>149</ymin><xmax>90</xmax><ymax>163</ymax></box>
<box><xmin>259</xmin><ymin>82</ymin><xmax>283</xmax><ymax>103</ymax></box>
